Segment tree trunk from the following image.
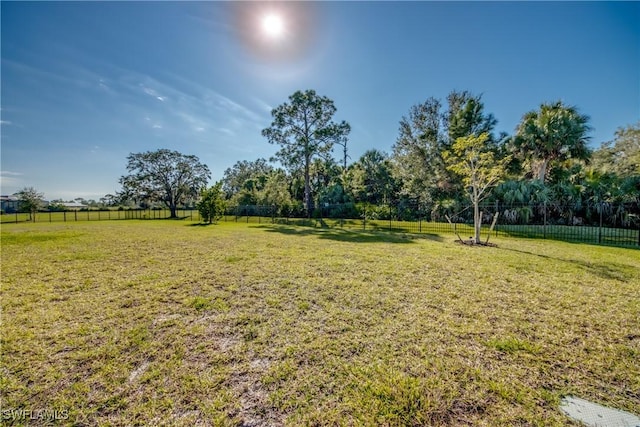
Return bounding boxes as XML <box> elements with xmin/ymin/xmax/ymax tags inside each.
<box><xmin>474</xmin><ymin>202</ymin><xmax>481</xmax><ymax>244</ymax></box>
<box><xmin>169</xmin><ymin>203</ymin><xmax>177</xmax><ymax>218</ymax></box>
<box><xmin>304</xmin><ymin>154</ymin><xmax>311</xmax><ymax>217</ymax></box>
<box><xmin>537</xmin><ymin>159</ymin><xmax>549</xmax><ymax>182</ymax></box>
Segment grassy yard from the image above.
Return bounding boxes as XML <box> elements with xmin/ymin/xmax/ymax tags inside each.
<box><xmin>1</xmin><ymin>220</ymin><xmax>639</xmax><ymax>426</ymax></box>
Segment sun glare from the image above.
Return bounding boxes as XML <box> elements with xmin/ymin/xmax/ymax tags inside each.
<box><xmin>262</xmin><ymin>13</ymin><xmax>284</xmax><ymax>38</ymax></box>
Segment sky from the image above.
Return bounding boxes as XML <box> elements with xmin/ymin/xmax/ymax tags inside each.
<box><xmin>1</xmin><ymin>1</ymin><xmax>638</xmax><ymax>201</ymax></box>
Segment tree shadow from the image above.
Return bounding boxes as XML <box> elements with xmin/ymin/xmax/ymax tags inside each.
<box><xmin>255</xmin><ymin>224</ymin><xmax>444</xmax><ymax>244</ymax></box>
<box><xmin>502</xmin><ymin>247</ymin><xmax>637</xmax><ymax>283</ymax></box>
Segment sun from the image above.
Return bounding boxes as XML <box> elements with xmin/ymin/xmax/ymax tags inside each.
<box><xmin>262</xmin><ymin>13</ymin><xmax>285</xmax><ymax>38</ymax></box>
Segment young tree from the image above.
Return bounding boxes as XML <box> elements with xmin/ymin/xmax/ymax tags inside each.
<box><xmin>119</xmin><ymin>149</ymin><xmax>210</xmax><ymax>218</ymax></box>
<box><xmin>262</xmin><ymin>89</ymin><xmax>351</xmax><ymax>215</ymax></box>
<box><xmin>197</xmin><ymin>182</ymin><xmax>226</xmax><ymax>224</ymax></box>
<box><xmin>512</xmin><ymin>101</ymin><xmax>592</xmax><ymax>182</ymax></box>
<box><xmin>392</xmin><ymin>91</ymin><xmax>497</xmax><ymax>205</ymax></box>
<box><xmin>17</xmin><ymin>187</ymin><xmax>44</xmax><ymax>222</ymax></box>
<box><xmin>444</xmin><ymin>133</ymin><xmax>510</xmax><ymax>244</ymax></box>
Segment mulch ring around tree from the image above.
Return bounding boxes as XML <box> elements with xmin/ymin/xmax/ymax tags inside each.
<box><xmin>454</xmin><ymin>238</ymin><xmax>498</xmax><ymax>247</ymax></box>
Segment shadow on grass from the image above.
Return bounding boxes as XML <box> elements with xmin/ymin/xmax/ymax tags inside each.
<box><xmin>255</xmin><ymin>224</ymin><xmax>444</xmax><ymax>244</ymax></box>
<box><xmin>502</xmin><ymin>247</ymin><xmax>637</xmax><ymax>282</ymax></box>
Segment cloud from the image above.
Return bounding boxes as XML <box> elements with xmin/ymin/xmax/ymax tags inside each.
<box><xmin>0</xmin><ymin>121</ymin><xmax>12</xmax><ymax>125</ymax></box>
<box><xmin>253</xmin><ymin>97</ymin><xmax>273</xmax><ymax>113</ymax></box>
<box><xmin>13</xmin><ymin>59</ymin><xmax>270</xmax><ymax>142</ymax></box>
<box><xmin>143</xmin><ymin>116</ymin><xmax>163</xmax><ymax>130</ymax></box>
<box><xmin>141</xmin><ymin>85</ymin><xmax>166</xmax><ymax>102</ymax></box>
<box><xmin>0</xmin><ymin>171</ymin><xmax>25</xmax><ymax>188</ymax></box>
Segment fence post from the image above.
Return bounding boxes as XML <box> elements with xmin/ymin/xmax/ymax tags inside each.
<box><xmin>49</xmin><ymin>211</ymin><xmax>52</xmax><ymax>222</ymax></box>
<box><xmin>598</xmin><ymin>203</ymin><xmax>603</xmax><ymax>244</ymax></box>
<box><xmin>363</xmin><ymin>204</ymin><xmax>367</xmax><ymax>230</ymax></box>
<box><xmin>389</xmin><ymin>205</ymin><xmax>392</xmax><ymax>231</ymax></box>
<box><xmin>543</xmin><ymin>201</ymin><xmax>547</xmax><ymax>240</ymax></box>
<box><xmin>64</xmin><ymin>211</ymin><xmax>67</xmax><ymax>222</ymax></box>
<box><xmin>75</xmin><ymin>210</ymin><xmax>78</xmax><ymax>222</ymax></box>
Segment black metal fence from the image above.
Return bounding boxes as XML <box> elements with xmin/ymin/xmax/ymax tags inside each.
<box><xmin>224</xmin><ymin>202</ymin><xmax>640</xmax><ymax>248</ymax></box>
<box><xmin>2</xmin><ymin>202</ymin><xmax>638</xmax><ymax>248</ymax></box>
<box><xmin>0</xmin><ymin>208</ymin><xmax>202</xmax><ymax>223</ymax></box>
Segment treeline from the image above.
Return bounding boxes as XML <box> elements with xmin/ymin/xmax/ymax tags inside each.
<box><xmin>220</xmin><ymin>90</ymin><xmax>639</xmax><ymax>228</ymax></box>
<box><xmin>13</xmin><ymin>89</ymin><xmax>637</xmax><ymax>230</ymax></box>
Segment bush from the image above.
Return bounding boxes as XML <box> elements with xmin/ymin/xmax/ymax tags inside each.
<box><xmin>198</xmin><ymin>182</ymin><xmax>226</xmax><ymax>224</ymax></box>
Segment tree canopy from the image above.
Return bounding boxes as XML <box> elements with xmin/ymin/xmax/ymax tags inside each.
<box><xmin>512</xmin><ymin>101</ymin><xmax>592</xmax><ymax>182</ymax></box>
<box><xmin>592</xmin><ymin>121</ymin><xmax>640</xmax><ymax>179</ymax></box>
<box><xmin>17</xmin><ymin>187</ymin><xmax>44</xmax><ymax>222</ymax></box>
<box><xmin>119</xmin><ymin>149</ymin><xmax>210</xmax><ymax>218</ymax></box>
<box><xmin>392</xmin><ymin>91</ymin><xmax>498</xmax><ymax>205</ymax></box>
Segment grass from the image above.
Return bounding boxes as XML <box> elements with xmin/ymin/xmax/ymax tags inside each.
<box><xmin>1</xmin><ymin>220</ymin><xmax>639</xmax><ymax>426</ymax></box>
<box><xmin>5</xmin><ymin>210</ymin><xmax>637</xmax><ymax>248</ymax></box>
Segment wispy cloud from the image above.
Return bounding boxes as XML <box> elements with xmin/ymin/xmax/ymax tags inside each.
<box><xmin>0</xmin><ymin>171</ymin><xmax>25</xmax><ymax>188</ymax></box>
<box><xmin>113</xmin><ymin>71</ymin><xmax>270</xmax><ymax>140</ymax></box>
<box><xmin>141</xmin><ymin>85</ymin><xmax>166</xmax><ymax>102</ymax></box>
<box><xmin>5</xmin><ymin>57</ymin><xmax>269</xmax><ymax>147</ymax></box>
<box><xmin>253</xmin><ymin>97</ymin><xmax>273</xmax><ymax>114</ymax></box>
<box><xmin>144</xmin><ymin>116</ymin><xmax>163</xmax><ymax>130</ymax></box>
<box><xmin>0</xmin><ymin>120</ymin><xmax>12</xmax><ymax>125</ymax></box>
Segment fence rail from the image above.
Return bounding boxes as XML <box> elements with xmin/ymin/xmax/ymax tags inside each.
<box><xmin>0</xmin><ymin>208</ymin><xmax>202</xmax><ymax>223</ymax></box>
<box><xmin>2</xmin><ymin>203</ymin><xmax>638</xmax><ymax>248</ymax></box>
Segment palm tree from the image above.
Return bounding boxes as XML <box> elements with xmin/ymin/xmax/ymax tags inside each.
<box><xmin>513</xmin><ymin>101</ymin><xmax>592</xmax><ymax>182</ymax></box>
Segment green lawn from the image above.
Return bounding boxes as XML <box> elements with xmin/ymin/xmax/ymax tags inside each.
<box><xmin>1</xmin><ymin>221</ymin><xmax>639</xmax><ymax>426</ymax></box>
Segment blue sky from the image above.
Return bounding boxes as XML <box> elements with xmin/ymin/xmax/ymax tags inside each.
<box><xmin>1</xmin><ymin>1</ymin><xmax>638</xmax><ymax>200</ymax></box>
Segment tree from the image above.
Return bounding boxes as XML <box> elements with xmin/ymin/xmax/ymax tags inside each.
<box><xmin>444</xmin><ymin>133</ymin><xmax>510</xmax><ymax>244</ymax></box>
<box><xmin>261</xmin><ymin>170</ymin><xmax>294</xmax><ymax>216</ymax></box>
<box><xmin>197</xmin><ymin>182</ymin><xmax>226</xmax><ymax>224</ymax></box>
<box><xmin>512</xmin><ymin>101</ymin><xmax>592</xmax><ymax>182</ymax></box>
<box><xmin>392</xmin><ymin>97</ymin><xmax>444</xmax><ymax>205</ymax></box>
<box><xmin>592</xmin><ymin>121</ymin><xmax>640</xmax><ymax>179</ymax></box>
<box><xmin>446</xmin><ymin>90</ymin><xmax>497</xmax><ymax>145</ymax></box>
<box><xmin>262</xmin><ymin>89</ymin><xmax>351</xmax><ymax>215</ymax></box>
<box><xmin>17</xmin><ymin>187</ymin><xmax>44</xmax><ymax>222</ymax></box>
<box><xmin>222</xmin><ymin>158</ymin><xmax>273</xmax><ymax>199</ymax></box>
<box><xmin>392</xmin><ymin>91</ymin><xmax>498</xmax><ymax>206</ymax></box>
<box><xmin>119</xmin><ymin>149</ymin><xmax>211</xmax><ymax>218</ymax></box>
<box><xmin>349</xmin><ymin>149</ymin><xmax>398</xmax><ymax>205</ymax></box>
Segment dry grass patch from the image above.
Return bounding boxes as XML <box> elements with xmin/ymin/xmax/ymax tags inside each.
<box><xmin>1</xmin><ymin>220</ymin><xmax>638</xmax><ymax>425</ymax></box>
